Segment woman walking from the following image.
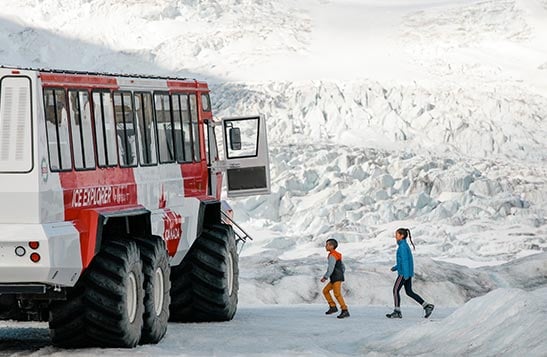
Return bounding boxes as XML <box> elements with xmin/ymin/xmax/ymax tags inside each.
<box><xmin>386</xmin><ymin>228</ymin><xmax>434</xmax><ymax>319</ymax></box>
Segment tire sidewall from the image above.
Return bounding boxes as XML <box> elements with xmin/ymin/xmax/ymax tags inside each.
<box><xmin>224</xmin><ymin>226</ymin><xmax>239</xmax><ymax>318</ymax></box>
<box><xmin>120</xmin><ymin>243</ymin><xmax>145</xmax><ymax>346</ymax></box>
<box><xmin>140</xmin><ymin>237</ymin><xmax>170</xmax><ymax>344</ymax></box>
<box><xmin>150</xmin><ymin>251</ymin><xmax>170</xmax><ymax>323</ymax></box>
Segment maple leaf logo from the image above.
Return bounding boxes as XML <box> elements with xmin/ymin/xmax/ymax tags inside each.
<box><xmin>159</xmin><ymin>184</ymin><xmax>166</xmax><ymax>209</ymax></box>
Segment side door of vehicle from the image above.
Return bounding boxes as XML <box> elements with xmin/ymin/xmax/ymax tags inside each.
<box><xmin>221</xmin><ymin>115</ymin><xmax>270</xmax><ymax>198</ymax></box>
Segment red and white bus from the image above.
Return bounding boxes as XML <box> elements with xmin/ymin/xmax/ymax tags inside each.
<box><xmin>0</xmin><ymin>66</ymin><xmax>270</xmax><ymax>348</ymax></box>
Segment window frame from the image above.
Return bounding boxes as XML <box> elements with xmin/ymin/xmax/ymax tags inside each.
<box><xmin>153</xmin><ymin>91</ymin><xmax>176</xmax><ymax>164</ymax></box>
<box><xmin>178</xmin><ymin>93</ymin><xmax>194</xmax><ymax>163</ymax></box>
<box><xmin>113</xmin><ymin>90</ymin><xmax>139</xmax><ymax>168</ymax></box>
<box><xmin>189</xmin><ymin>93</ymin><xmax>201</xmax><ymax>163</ymax></box>
<box><xmin>172</xmin><ymin>93</ymin><xmax>195</xmax><ymax>164</ymax></box>
<box><xmin>201</xmin><ymin>93</ymin><xmax>211</xmax><ymax>112</ymax></box>
<box><xmin>43</xmin><ymin>87</ymin><xmax>73</xmax><ymax>172</ymax></box>
<box><xmin>224</xmin><ymin>117</ymin><xmax>261</xmax><ymax>160</ymax></box>
<box><xmin>91</xmin><ymin>89</ymin><xmax>118</xmax><ymax>168</ymax></box>
<box><xmin>67</xmin><ymin>89</ymin><xmax>96</xmax><ymax>171</ymax></box>
<box><xmin>134</xmin><ymin>91</ymin><xmax>158</xmax><ymax>167</ymax></box>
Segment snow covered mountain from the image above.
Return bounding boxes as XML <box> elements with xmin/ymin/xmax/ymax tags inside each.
<box><xmin>2</xmin><ymin>0</ymin><xmax>546</xmax><ymax>301</ymax></box>
<box><xmin>0</xmin><ymin>0</ymin><xmax>546</xmax><ymax>355</ymax></box>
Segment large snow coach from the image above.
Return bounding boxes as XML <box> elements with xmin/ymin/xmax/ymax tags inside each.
<box><xmin>0</xmin><ymin>66</ymin><xmax>270</xmax><ymax>347</ymax></box>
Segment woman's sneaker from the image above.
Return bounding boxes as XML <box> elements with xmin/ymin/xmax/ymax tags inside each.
<box><xmin>337</xmin><ymin>310</ymin><xmax>350</xmax><ymax>319</ymax></box>
<box><xmin>386</xmin><ymin>310</ymin><xmax>402</xmax><ymax>318</ymax></box>
<box><xmin>325</xmin><ymin>306</ymin><xmax>338</xmax><ymax>315</ymax></box>
<box><xmin>424</xmin><ymin>304</ymin><xmax>434</xmax><ymax>318</ymax></box>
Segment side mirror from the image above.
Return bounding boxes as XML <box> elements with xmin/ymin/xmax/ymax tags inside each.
<box><xmin>229</xmin><ymin>127</ymin><xmax>242</xmax><ymax>150</ymax></box>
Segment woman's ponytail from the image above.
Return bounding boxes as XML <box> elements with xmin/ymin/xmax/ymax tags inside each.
<box><xmin>407</xmin><ymin>229</ymin><xmax>416</xmax><ymax>250</ymax></box>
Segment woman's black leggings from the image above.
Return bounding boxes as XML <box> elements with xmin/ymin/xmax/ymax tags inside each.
<box><xmin>393</xmin><ymin>276</ymin><xmax>424</xmax><ymax>307</ymax></box>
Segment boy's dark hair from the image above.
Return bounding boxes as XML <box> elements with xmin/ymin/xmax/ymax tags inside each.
<box><xmin>396</xmin><ymin>228</ymin><xmax>416</xmax><ymax>250</ymax></box>
<box><xmin>326</xmin><ymin>238</ymin><xmax>338</xmax><ymax>249</ymax></box>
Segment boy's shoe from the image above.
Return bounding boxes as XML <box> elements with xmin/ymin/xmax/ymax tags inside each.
<box><xmin>337</xmin><ymin>310</ymin><xmax>350</xmax><ymax>319</ymax></box>
<box><xmin>424</xmin><ymin>304</ymin><xmax>434</xmax><ymax>318</ymax></box>
<box><xmin>325</xmin><ymin>306</ymin><xmax>338</xmax><ymax>315</ymax></box>
<box><xmin>386</xmin><ymin>310</ymin><xmax>402</xmax><ymax>319</ymax></box>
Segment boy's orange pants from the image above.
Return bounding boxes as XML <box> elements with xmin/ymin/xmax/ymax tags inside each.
<box><xmin>322</xmin><ymin>281</ymin><xmax>347</xmax><ymax>310</ymax></box>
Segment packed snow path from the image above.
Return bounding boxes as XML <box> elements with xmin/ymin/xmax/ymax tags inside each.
<box><xmin>0</xmin><ymin>305</ymin><xmax>454</xmax><ymax>356</ymax></box>
<box><xmin>1</xmin><ymin>287</ymin><xmax>546</xmax><ymax>356</ymax></box>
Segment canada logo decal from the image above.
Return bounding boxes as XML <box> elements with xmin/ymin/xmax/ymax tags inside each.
<box><xmin>163</xmin><ymin>209</ymin><xmax>183</xmax><ymax>256</ymax></box>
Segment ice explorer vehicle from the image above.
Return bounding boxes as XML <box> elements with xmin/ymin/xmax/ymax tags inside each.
<box><xmin>0</xmin><ymin>67</ymin><xmax>270</xmax><ymax>347</ymax></box>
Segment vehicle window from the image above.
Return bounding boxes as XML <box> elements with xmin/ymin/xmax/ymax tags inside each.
<box><xmin>114</xmin><ymin>92</ymin><xmax>137</xmax><ymax>167</ymax></box>
<box><xmin>225</xmin><ymin>117</ymin><xmax>259</xmax><ymax>159</ymax></box>
<box><xmin>171</xmin><ymin>94</ymin><xmax>185</xmax><ymax>163</ymax></box>
<box><xmin>134</xmin><ymin>92</ymin><xmax>157</xmax><ymax>165</ymax></box>
<box><xmin>154</xmin><ymin>93</ymin><xmax>175</xmax><ymax>163</ymax></box>
<box><xmin>201</xmin><ymin>93</ymin><xmax>211</xmax><ymax>112</ymax></box>
<box><xmin>92</xmin><ymin>91</ymin><xmax>118</xmax><ymax>167</ymax></box>
<box><xmin>44</xmin><ymin>88</ymin><xmax>72</xmax><ymax>171</ymax></box>
<box><xmin>179</xmin><ymin>94</ymin><xmax>193</xmax><ymax>162</ymax></box>
<box><xmin>68</xmin><ymin>90</ymin><xmax>95</xmax><ymax>170</ymax></box>
<box><xmin>189</xmin><ymin>94</ymin><xmax>201</xmax><ymax>162</ymax></box>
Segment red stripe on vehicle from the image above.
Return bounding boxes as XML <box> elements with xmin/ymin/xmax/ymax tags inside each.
<box><xmin>60</xmin><ymin>168</ymin><xmax>138</xmax><ymax>220</ymax></box>
<box><xmin>166</xmin><ymin>79</ymin><xmax>208</xmax><ymax>92</ymax></box>
<box><xmin>60</xmin><ymin>167</ymin><xmax>139</xmax><ymax>268</ymax></box>
<box><xmin>40</xmin><ymin>73</ymin><xmax>119</xmax><ymax>89</ymax></box>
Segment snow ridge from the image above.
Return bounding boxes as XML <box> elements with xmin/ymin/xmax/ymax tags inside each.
<box><xmin>368</xmin><ymin>287</ymin><xmax>547</xmax><ymax>356</ymax></box>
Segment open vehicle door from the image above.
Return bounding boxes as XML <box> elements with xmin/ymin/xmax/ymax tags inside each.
<box><xmin>221</xmin><ymin>115</ymin><xmax>270</xmax><ymax>198</ymax></box>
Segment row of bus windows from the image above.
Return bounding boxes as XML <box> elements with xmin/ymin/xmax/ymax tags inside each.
<box><xmin>43</xmin><ymin>89</ymin><xmax>203</xmax><ymax>171</ymax></box>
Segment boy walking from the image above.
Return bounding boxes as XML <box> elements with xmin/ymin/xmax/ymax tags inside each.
<box><xmin>320</xmin><ymin>239</ymin><xmax>350</xmax><ymax>319</ymax></box>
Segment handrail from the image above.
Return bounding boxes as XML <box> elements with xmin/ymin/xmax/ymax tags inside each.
<box><xmin>221</xmin><ymin>210</ymin><xmax>253</xmax><ymax>253</ymax></box>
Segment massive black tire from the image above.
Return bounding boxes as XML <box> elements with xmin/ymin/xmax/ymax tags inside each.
<box><xmin>134</xmin><ymin>236</ymin><xmax>170</xmax><ymax>344</ymax></box>
<box><xmin>49</xmin><ymin>240</ymin><xmax>145</xmax><ymax>348</ymax></box>
<box><xmin>169</xmin><ymin>223</ymin><xmax>239</xmax><ymax>322</ymax></box>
